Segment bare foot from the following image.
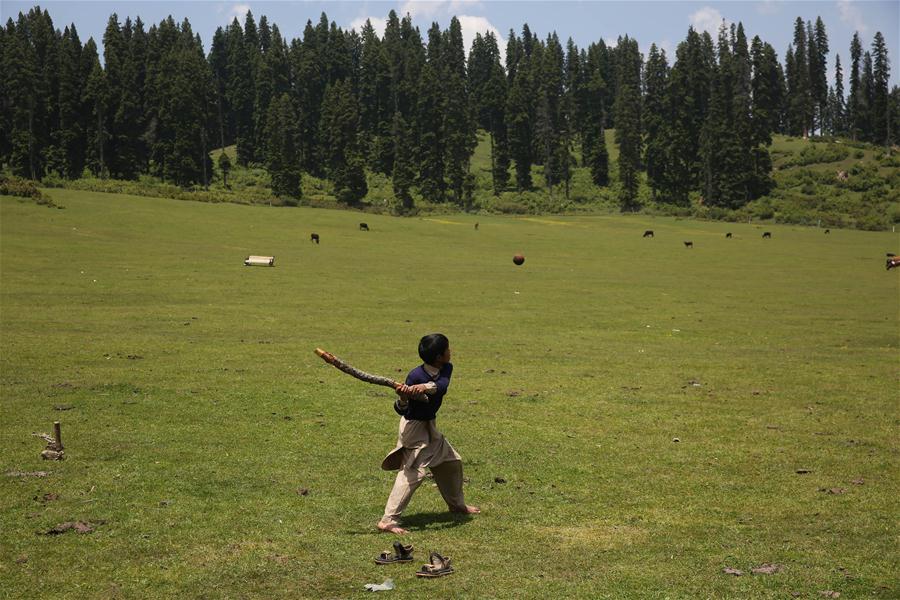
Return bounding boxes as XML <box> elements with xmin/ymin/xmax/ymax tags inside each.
<box><xmin>377</xmin><ymin>520</ymin><xmax>408</xmax><ymax>535</ymax></box>
<box><xmin>451</xmin><ymin>505</ymin><xmax>481</xmax><ymax>514</ymax></box>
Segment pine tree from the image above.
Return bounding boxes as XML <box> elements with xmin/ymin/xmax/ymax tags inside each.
<box><xmin>146</xmin><ymin>17</ymin><xmax>215</xmax><ymax>186</ymax></box>
<box><xmin>358</xmin><ymin>19</ymin><xmax>392</xmax><ymax>174</ymax></box>
<box><xmin>106</xmin><ymin>16</ymin><xmax>145</xmax><ymax>179</ymax></box>
<box><xmin>506</xmin><ymin>28</ymin><xmax>535</xmax><ymax>191</ymax></box>
<box><xmin>889</xmin><ymin>86</ymin><xmax>900</xmax><ymax>147</ymax></box>
<box><xmin>858</xmin><ymin>50</ymin><xmax>875</xmax><ymax>141</ymax></box>
<box><xmin>56</xmin><ymin>24</ymin><xmax>86</xmax><ymax>178</ymax></box>
<box><xmin>535</xmin><ymin>33</ymin><xmax>567</xmax><ymax>197</ymax></box>
<box><xmin>871</xmin><ymin>32</ymin><xmax>890</xmax><ymax>145</ymax></box>
<box><xmin>830</xmin><ymin>54</ymin><xmax>845</xmax><ymax>135</ymax></box>
<box><xmin>848</xmin><ymin>32</ymin><xmax>863</xmax><ymax>140</ymax></box>
<box><xmin>225</xmin><ymin>18</ymin><xmax>255</xmax><ymax>165</ymax></box>
<box><xmin>749</xmin><ymin>37</ymin><xmax>779</xmax><ymax>197</ymax></box>
<box><xmin>391</xmin><ymin>111</ymin><xmax>416</xmax><ymax>212</ymax></box>
<box><xmin>661</xmin><ymin>27</ymin><xmax>713</xmax><ymax>205</ymax></box>
<box><xmin>6</xmin><ymin>14</ymin><xmax>41</xmax><ymax>178</ymax></box>
<box><xmin>264</xmin><ymin>93</ymin><xmax>302</xmax><ymax>201</ymax></box>
<box><xmin>507</xmin><ymin>65</ymin><xmax>533</xmax><ymax>190</ymax></box>
<box><xmin>614</xmin><ymin>36</ymin><xmax>642</xmax><ymax>211</ymax></box>
<box><xmin>810</xmin><ymin>16</ymin><xmax>829</xmax><ymax>133</ymax></box>
<box><xmin>254</xmin><ymin>22</ymin><xmax>291</xmax><ymax>161</ymax></box>
<box><xmin>416</xmin><ymin>24</ymin><xmax>447</xmax><ymax>202</ymax></box>
<box><xmin>82</xmin><ymin>40</ymin><xmax>108</xmax><ymax>177</ymax></box>
<box><xmin>582</xmin><ymin>42</ymin><xmax>609</xmax><ymax>187</ymax></box>
<box><xmin>700</xmin><ymin>22</ymin><xmax>749</xmax><ymax>209</ymax></box>
<box><xmin>209</xmin><ymin>26</ymin><xmax>231</xmax><ymax>150</ymax></box>
<box><xmin>443</xmin><ymin>17</ymin><xmax>476</xmax><ymax>207</ymax></box>
<box><xmin>469</xmin><ymin>32</ymin><xmax>509</xmax><ymax>194</ymax></box>
<box><xmin>218</xmin><ymin>151</ymin><xmax>232</xmax><ymax>187</ymax></box>
<box><xmin>788</xmin><ymin>17</ymin><xmax>812</xmax><ymax>137</ymax></box>
<box><xmin>643</xmin><ymin>43</ymin><xmax>668</xmax><ymax>199</ymax></box>
<box><xmin>320</xmin><ymin>80</ymin><xmax>367</xmax><ymax>204</ymax></box>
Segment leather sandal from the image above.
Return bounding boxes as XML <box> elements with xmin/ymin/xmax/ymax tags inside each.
<box><xmin>415</xmin><ymin>551</ymin><xmax>454</xmax><ymax>577</ymax></box>
<box><xmin>374</xmin><ymin>541</ymin><xmax>414</xmax><ymax>564</ymax></box>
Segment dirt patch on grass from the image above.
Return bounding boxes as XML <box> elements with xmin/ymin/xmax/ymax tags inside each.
<box><xmin>534</xmin><ymin>521</ymin><xmax>649</xmax><ymax>550</ymax></box>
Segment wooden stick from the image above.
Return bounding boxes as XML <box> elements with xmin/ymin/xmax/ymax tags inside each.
<box><xmin>54</xmin><ymin>421</ymin><xmax>63</xmax><ymax>450</ymax></box>
<box><xmin>314</xmin><ymin>348</ymin><xmax>403</xmax><ymax>391</ymax></box>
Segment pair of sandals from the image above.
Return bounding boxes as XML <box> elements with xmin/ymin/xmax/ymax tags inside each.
<box><xmin>374</xmin><ymin>543</ymin><xmax>454</xmax><ymax>578</ymax></box>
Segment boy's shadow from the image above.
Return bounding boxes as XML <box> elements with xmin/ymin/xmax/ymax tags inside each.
<box><xmin>400</xmin><ymin>511</ymin><xmax>473</xmax><ymax>532</ymax></box>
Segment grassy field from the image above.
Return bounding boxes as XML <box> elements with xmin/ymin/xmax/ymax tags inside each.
<box><xmin>1</xmin><ymin>189</ymin><xmax>898</xmax><ymax>599</ymax></box>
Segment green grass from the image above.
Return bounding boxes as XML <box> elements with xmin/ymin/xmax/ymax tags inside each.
<box><xmin>2</xmin><ymin>189</ymin><xmax>898</xmax><ymax>598</ymax></box>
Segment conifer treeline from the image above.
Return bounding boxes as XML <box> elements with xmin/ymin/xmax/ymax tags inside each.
<box><xmin>1</xmin><ymin>6</ymin><xmax>896</xmax><ymax>210</ymax></box>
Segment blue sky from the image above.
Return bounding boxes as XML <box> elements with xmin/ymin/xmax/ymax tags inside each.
<box><xmin>2</xmin><ymin>1</ymin><xmax>897</xmax><ymax>85</ymax></box>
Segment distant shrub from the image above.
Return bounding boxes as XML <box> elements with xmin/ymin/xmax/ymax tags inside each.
<box><xmin>0</xmin><ymin>175</ymin><xmax>56</xmax><ymax>207</ymax></box>
<box><xmin>879</xmin><ymin>154</ymin><xmax>900</xmax><ymax>168</ymax></box>
<box><xmin>854</xmin><ymin>150</ymin><xmax>865</xmax><ymax>159</ymax></box>
<box><xmin>782</xmin><ymin>144</ymin><xmax>849</xmax><ymax>167</ymax></box>
<box><xmin>854</xmin><ymin>212</ymin><xmax>889</xmax><ymax>231</ymax></box>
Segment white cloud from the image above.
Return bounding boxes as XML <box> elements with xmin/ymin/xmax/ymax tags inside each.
<box><xmin>837</xmin><ymin>0</ymin><xmax>868</xmax><ymax>33</ymax></box>
<box><xmin>457</xmin><ymin>14</ymin><xmax>506</xmax><ymax>62</ymax></box>
<box><xmin>689</xmin><ymin>6</ymin><xmax>729</xmax><ymax>37</ymax></box>
<box><xmin>399</xmin><ymin>0</ymin><xmax>482</xmax><ymax>20</ymax></box>
<box><xmin>349</xmin><ymin>16</ymin><xmax>388</xmax><ymax>36</ymax></box>
<box><xmin>654</xmin><ymin>39</ymin><xmax>674</xmax><ymax>59</ymax></box>
<box><xmin>757</xmin><ymin>0</ymin><xmax>780</xmax><ymax>16</ymax></box>
<box><xmin>219</xmin><ymin>3</ymin><xmax>251</xmax><ymax>24</ymax></box>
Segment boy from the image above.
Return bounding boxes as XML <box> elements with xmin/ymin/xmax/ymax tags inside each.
<box><xmin>377</xmin><ymin>333</ymin><xmax>480</xmax><ymax>534</ymax></box>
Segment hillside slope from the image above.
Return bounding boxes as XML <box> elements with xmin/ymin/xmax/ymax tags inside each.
<box><xmin>39</xmin><ymin>132</ymin><xmax>898</xmax><ymax>230</ymax></box>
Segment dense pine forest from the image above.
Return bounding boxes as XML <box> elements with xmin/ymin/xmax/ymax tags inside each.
<box><xmin>1</xmin><ymin>5</ymin><xmax>897</xmax><ymax>226</ymax></box>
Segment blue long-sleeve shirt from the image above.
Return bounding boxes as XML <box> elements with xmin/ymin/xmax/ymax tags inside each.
<box><xmin>394</xmin><ymin>362</ymin><xmax>453</xmax><ymax>420</ymax></box>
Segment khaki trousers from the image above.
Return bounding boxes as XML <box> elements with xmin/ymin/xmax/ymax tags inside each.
<box><xmin>380</xmin><ymin>418</ymin><xmax>466</xmax><ymax>526</ymax></box>
<box><xmin>382</xmin><ymin>458</ymin><xmax>466</xmax><ymax>525</ymax></box>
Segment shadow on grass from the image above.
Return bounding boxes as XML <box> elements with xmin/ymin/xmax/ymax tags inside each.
<box><xmin>344</xmin><ymin>511</ymin><xmax>474</xmax><ymax>535</ymax></box>
<box><xmin>401</xmin><ymin>511</ymin><xmax>473</xmax><ymax>532</ymax></box>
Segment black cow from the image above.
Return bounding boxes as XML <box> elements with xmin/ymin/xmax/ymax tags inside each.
<box><xmin>310</xmin><ymin>233</ymin><xmax>319</xmax><ymax>244</ymax></box>
<box><xmin>643</xmin><ymin>230</ymin><xmax>654</xmax><ymax>238</ymax></box>
<box><xmin>762</xmin><ymin>231</ymin><xmax>772</xmax><ymax>239</ymax></box>
<box><xmin>684</xmin><ymin>241</ymin><xmax>693</xmax><ymax>248</ymax></box>
<box><xmin>726</xmin><ymin>232</ymin><xmax>733</xmax><ymax>238</ymax></box>
<box><xmin>475</xmin><ymin>222</ymin><xmax>479</xmax><ymax>230</ymax></box>
<box><xmin>359</xmin><ymin>222</ymin><xmax>369</xmax><ymax>231</ymax></box>
<box><xmin>824</xmin><ymin>229</ymin><xmax>830</xmax><ymax>234</ymax></box>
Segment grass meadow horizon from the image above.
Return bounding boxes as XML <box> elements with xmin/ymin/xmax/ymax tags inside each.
<box><xmin>1</xmin><ymin>189</ymin><xmax>898</xmax><ymax>598</ymax></box>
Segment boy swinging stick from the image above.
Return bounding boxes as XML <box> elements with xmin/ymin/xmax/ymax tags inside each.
<box><xmin>315</xmin><ymin>334</ymin><xmax>479</xmax><ymax>534</ymax></box>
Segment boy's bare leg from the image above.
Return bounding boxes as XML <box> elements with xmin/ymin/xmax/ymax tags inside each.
<box><xmin>378</xmin><ymin>464</ymin><xmax>426</xmax><ymax>534</ymax></box>
<box><xmin>430</xmin><ymin>460</ymin><xmax>480</xmax><ymax>514</ymax></box>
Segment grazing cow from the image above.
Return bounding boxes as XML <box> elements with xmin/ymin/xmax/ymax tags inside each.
<box><xmin>684</xmin><ymin>241</ymin><xmax>693</xmax><ymax>248</ymax></box>
<box><xmin>643</xmin><ymin>230</ymin><xmax>654</xmax><ymax>238</ymax></box>
<box><xmin>726</xmin><ymin>232</ymin><xmax>733</xmax><ymax>238</ymax></box>
<box><xmin>887</xmin><ymin>257</ymin><xmax>900</xmax><ymax>270</ymax></box>
<box><xmin>475</xmin><ymin>222</ymin><xmax>479</xmax><ymax>230</ymax></box>
<box><xmin>762</xmin><ymin>232</ymin><xmax>772</xmax><ymax>238</ymax></box>
<box><xmin>359</xmin><ymin>222</ymin><xmax>369</xmax><ymax>231</ymax></box>
<box><xmin>310</xmin><ymin>233</ymin><xmax>319</xmax><ymax>244</ymax></box>
<box><xmin>824</xmin><ymin>229</ymin><xmax>830</xmax><ymax>234</ymax></box>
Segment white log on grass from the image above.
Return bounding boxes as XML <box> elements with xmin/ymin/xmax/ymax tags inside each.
<box><xmin>244</xmin><ymin>255</ymin><xmax>275</xmax><ymax>266</ymax></box>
